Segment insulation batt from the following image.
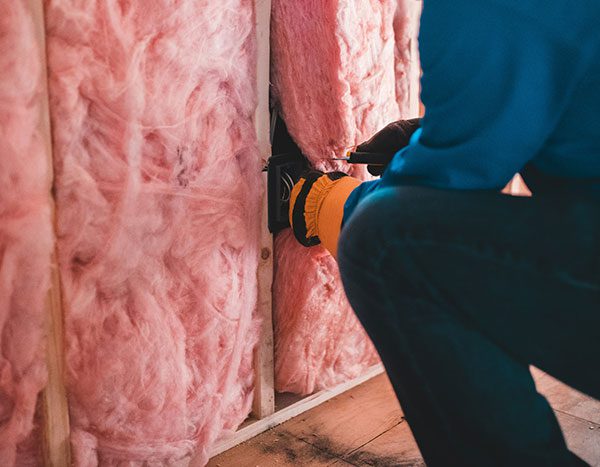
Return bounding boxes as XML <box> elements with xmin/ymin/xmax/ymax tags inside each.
<box><xmin>0</xmin><ymin>2</ymin><xmax>52</xmax><ymax>465</ymax></box>
<box><xmin>271</xmin><ymin>0</ymin><xmax>421</xmax><ymax>394</ymax></box>
<box><xmin>45</xmin><ymin>0</ymin><xmax>262</xmax><ymax>464</ymax></box>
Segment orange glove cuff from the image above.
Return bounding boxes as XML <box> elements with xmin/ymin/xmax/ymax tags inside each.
<box><xmin>289</xmin><ymin>172</ymin><xmax>360</xmax><ymax>258</ymax></box>
<box><xmin>317</xmin><ymin>176</ymin><xmax>361</xmax><ymax>258</ymax></box>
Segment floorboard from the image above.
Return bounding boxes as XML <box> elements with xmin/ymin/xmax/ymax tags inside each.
<box><xmin>557</xmin><ymin>412</ymin><xmax>600</xmax><ymax>466</ymax></box>
<box><xmin>210</xmin><ymin>369</ymin><xmax>600</xmax><ymax>466</ymax></box>
<box><xmin>281</xmin><ymin>373</ymin><xmax>403</xmax><ymax>457</ymax></box>
<box><xmin>536</xmin><ymin>372</ymin><xmax>600</xmax><ymax>425</ymax></box>
<box><xmin>207</xmin><ymin>427</ymin><xmax>351</xmax><ymax>466</ymax></box>
<box><xmin>342</xmin><ymin>421</ymin><xmax>423</xmax><ymax>467</ymax></box>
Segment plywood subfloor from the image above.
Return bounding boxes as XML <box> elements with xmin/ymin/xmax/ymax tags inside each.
<box><xmin>209</xmin><ymin>370</ymin><xmax>600</xmax><ymax>466</ymax></box>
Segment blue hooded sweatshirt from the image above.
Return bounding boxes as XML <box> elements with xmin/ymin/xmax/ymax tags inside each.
<box><xmin>345</xmin><ymin>0</ymin><xmax>600</xmax><ymax>220</ymax></box>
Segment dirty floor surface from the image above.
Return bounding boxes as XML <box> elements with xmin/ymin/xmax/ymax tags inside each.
<box><xmin>209</xmin><ymin>369</ymin><xmax>600</xmax><ymax>466</ymax></box>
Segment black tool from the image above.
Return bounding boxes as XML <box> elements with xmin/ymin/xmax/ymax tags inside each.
<box><xmin>266</xmin><ymin>110</ymin><xmax>308</xmax><ymax>234</ymax></box>
<box><xmin>266</xmin><ymin>112</ymin><xmax>393</xmax><ymax>233</ymax></box>
<box><xmin>332</xmin><ymin>151</ymin><xmax>392</xmax><ymax>166</ymax></box>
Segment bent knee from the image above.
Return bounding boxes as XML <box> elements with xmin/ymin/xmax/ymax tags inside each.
<box><xmin>339</xmin><ymin>189</ymin><xmax>391</xmax><ymax>264</ymax></box>
<box><xmin>339</xmin><ymin>186</ymin><xmax>424</xmax><ymax>265</ymax></box>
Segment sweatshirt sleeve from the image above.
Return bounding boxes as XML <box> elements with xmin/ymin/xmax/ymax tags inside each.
<box><xmin>344</xmin><ymin>0</ymin><xmax>588</xmax><ymax>220</ymax></box>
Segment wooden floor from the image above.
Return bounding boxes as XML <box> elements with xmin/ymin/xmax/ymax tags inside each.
<box><xmin>209</xmin><ymin>369</ymin><xmax>600</xmax><ymax>466</ymax></box>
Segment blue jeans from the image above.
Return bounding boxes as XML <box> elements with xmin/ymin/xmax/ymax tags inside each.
<box><xmin>338</xmin><ymin>186</ymin><xmax>600</xmax><ymax>466</ymax></box>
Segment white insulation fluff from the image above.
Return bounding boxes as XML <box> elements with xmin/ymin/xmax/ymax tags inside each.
<box><xmin>271</xmin><ymin>0</ymin><xmax>421</xmax><ymax>394</ymax></box>
<box><xmin>45</xmin><ymin>0</ymin><xmax>262</xmax><ymax>464</ymax></box>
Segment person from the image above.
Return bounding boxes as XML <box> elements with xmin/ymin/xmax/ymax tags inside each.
<box><xmin>288</xmin><ymin>0</ymin><xmax>600</xmax><ymax>465</ymax></box>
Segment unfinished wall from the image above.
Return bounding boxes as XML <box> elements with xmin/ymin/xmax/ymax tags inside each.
<box><xmin>45</xmin><ymin>0</ymin><xmax>262</xmax><ymax>464</ymax></box>
<box><xmin>0</xmin><ymin>2</ymin><xmax>52</xmax><ymax>465</ymax></box>
<box><xmin>271</xmin><ymin>0</ymin><xmax>421</xmax><ymax>394</ymax></box>
<box><xmin>1</xmin><ymin>0</ymin><xmax>420</xmax><ymax>462</ymax></box>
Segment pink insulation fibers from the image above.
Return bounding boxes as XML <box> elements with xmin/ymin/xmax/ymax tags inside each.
<box><xmin>45</xmin><ymin>0</ymin><xmax>262</xmax><ymax>464</ymax></box>
<box><xmin>273</xmin><ymin>231</ymin><xmax>379</xmax><ymax>393</ymax></box>
<box><xmin>271</xmin><ymin>0</ymin><xmax>421</xmax><ymax>394</ymax></box>
<box><xmin>394</xmin><ymin>0</ymin><xmax>422</xmax><ymax>117</ymax></box>
<box><xmin>0</xmin><ymin>2</ymin><xmax>53</xmax><ymax>466</ymax></box>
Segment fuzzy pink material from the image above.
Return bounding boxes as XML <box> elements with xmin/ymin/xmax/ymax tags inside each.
<box><xmin>45</xmin><ymin>0</ymin><xmax>262</xmax><ymax>464</ymax></box>
<box><xmin>273</xmin><ymin>231</ymin><xmax>379</xmax><ymax>393</ymax></box>
<box><xmin>271</xmin><ymin>0</ymin><xmax>421</xmax><ymax>394</ymax></box>
<box><xmin>0</xmin><ymin>2</ymin><xmax>52</xmax><ymax>465</ymax></box>
<box><xmin>394</xmin><ymin>0</ymin><xmax>422</xmax><ymax>117</ymax></box>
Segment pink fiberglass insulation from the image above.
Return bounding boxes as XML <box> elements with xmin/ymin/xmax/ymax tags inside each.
<box><xmin>273</xmin><ymin>230</ymin><xmax>379</xmax><ymax>393</ymax></box>
<box><xmin>0</xmin><ymin>2</ymin><xmax>52</xmax><ymax>466</ymax></box>
<box><xmin>271</xmin><ymin>0</ymin><xmax>421</xmax><ymax>394</ymax></box>
<box><xmin>45</xmin><ymin>0</ymin><xmax>262</xmax><ymax>464</ymax></box>
<box><xmin>394</xmin><ymin>0</ymin><xmax>422</xmax><ymax>118</ymax></box>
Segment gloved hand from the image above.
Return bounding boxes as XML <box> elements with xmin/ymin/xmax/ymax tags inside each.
<box><xmin>356</xmin><ymin>118</ymin><xmax>421</xmax><ymax>176</ymax></box>
<box><xmin>289</xmin><ymin>170</ymin><xmax>361</xmax><ymax>257</ymax></box>
<box><xmin>287</xmin><ymin>118</ymin><xmax>420</xmax><ymax>256</ymax></box>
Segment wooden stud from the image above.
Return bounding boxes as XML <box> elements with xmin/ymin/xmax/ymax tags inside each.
<box><xmin>214</xmin><ymin>0</ymin><xmax>422</xmax><ymax>456</ymax></box>
<box><xmin>252</xmin><ymin>0</ymin><xmax>276</xmax><ymax>420</ymax></box>
<box><xmin>27</xmin><ymin>0</ymin><xmax>72</xmax><ymax>465</ymax></box>
<box><xmin>253</xmin><ymin>171</ymin><xmax>275</xmax><ymax>419</ymax></box>
<box><xmin>42</xmin><ymin>257</ymin><xmax>71</xmax><ymax>467</ymax></box>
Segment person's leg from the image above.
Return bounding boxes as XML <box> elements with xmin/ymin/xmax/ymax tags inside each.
<box><xmin>338</xmin><ymin>186</ymin><xmax>600</xmax><ymax>466</ymax></box>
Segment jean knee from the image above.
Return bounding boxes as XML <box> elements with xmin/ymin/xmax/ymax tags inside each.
<box><xmin>339</xmin><ymin>187</ymin><xmax>437</xmax><ymax>320</ymax></box>
<box><xmin>339</xmin><ymin>188</ymin><xmax>402</xmax><ymax>267</ymax></box>
<box><xmin>338</xmin><ymin>190</ymin><xmax>403</xmax><ymax>314</ymax></box>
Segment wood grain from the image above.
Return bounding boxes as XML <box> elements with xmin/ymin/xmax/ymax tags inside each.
<box><xmin>536</xmin><ymin>373</ymin><xmax>600</xmax><ymax>425</ymax></box>
<box><xmin>41</xmin><ymin>258</ymin><xmax>71</xmax><ymax>467</ymax></box>
<box><xmin>27</xmin><ymin>0</ymin><xmax>72</xmax><ymax>465</ymax></box>
<box><xmin>281</xmin><ymin>373</ymin><xmax>403</xmax><ymax>458</ymax></box>
<box><xmin>343</xmin><ymin>421</ymin><xmax>423</xmax><ymax>467</ymax></box>
<box><xmin>252</xmin><ymin>0</ymin><xmax>275</xmax><ymax>420</ymax></box>
<box><xmin>210</xmin><ymin>372</ymin><xmax>400</xmax><ymax>467</ymax></box>
<box><xmin>557</xmin><ymin>412</ymin><xmax>600</xmax><ymax>466</ymax></box>
<box><xmin>26</xmin><ymin>0</ymin><xmax>72</xmax><ymax>465</ymax></box>
<box><xmin>211</xmin><ymin>365</ymin><xmax>384</xmax><ymax>457</ymax></box>
<box><xmin>208</xmin><ymin>428</ymin><xmax>348</xmax><ymax>467</ymax></box>
<box><xmin>211</xmin><ymin>367</ymin><xmax>600</xmax><ymax>466</ymax></box>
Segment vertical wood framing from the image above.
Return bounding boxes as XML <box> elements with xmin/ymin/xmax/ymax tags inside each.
<box><xmin>42</xmin><ymin>258</ymin><xmax>71</xmax><ymax>467</ymax></box>
<box><xmin>27</xmin><ymin>0</ymin><xmax>72</xmax><ymax>465</ymax></box>
<box><xmin>252</xmin><ymin>0</ymin><xmax>276</xmax><ymax>420</ymax></box>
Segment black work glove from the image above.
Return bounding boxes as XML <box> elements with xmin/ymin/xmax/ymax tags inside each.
<box><xmin>356</xmin><ymin>118</ymin><xmax>421</xmax><ymax>176</ymax></box>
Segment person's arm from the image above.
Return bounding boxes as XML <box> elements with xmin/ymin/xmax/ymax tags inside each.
<box><xmin>289</xmin><ymin>120</ymin><xmax>420</xmax><ymax>258</ymax></box>
<box><xmin>290</xmin><ymin>0</ymin><xmax>592</xmax><ymax>256</ymax></box>
<box><xmin>345</xmin><ymin>0</ymin><xmax>591</xmax><ymax>220</ymax></box>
